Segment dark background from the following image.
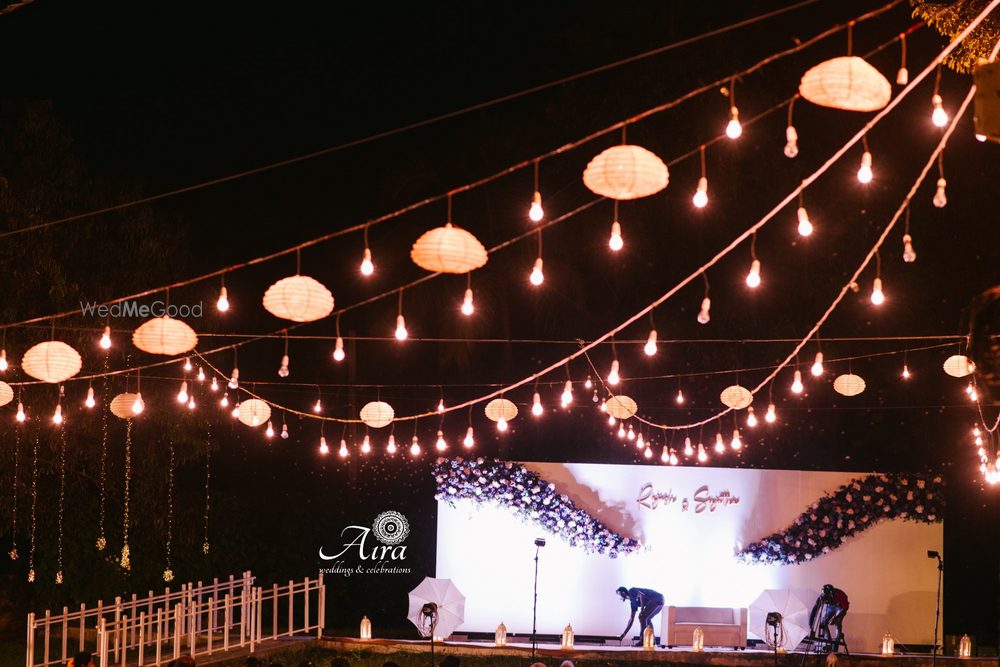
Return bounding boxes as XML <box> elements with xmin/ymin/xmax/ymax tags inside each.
<box><xmin>0</xmin><ymin>0</ymin><xmax>999</xmax><ymax>650</ymax></box>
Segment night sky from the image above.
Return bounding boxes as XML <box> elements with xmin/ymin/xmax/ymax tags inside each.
<box><xmin>2</xmin><ymin>0</ymin><xmax>1000</xmax><ymax>647</ymax></box>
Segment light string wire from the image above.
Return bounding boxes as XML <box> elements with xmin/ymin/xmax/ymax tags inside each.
<box><xmin>191</xmin><ymin>18</ymin><xmax>977</xmax><ymax>425</ymax></box>
<box><xmin>0</xmin><ymin>27</ymin><xmax>921</xmax><ymax>390</ymax></box>
<box><xmin>164</xmin><ymin>439</ymin><xmax>174</xmax><ymax>582</ymax></box>
<box><xmin>121</xmin><ymin>418</ymin><xmax>131</xmax><ymax>570</ymax></box>
<box><xmin>97</xmin><ymin>357</ymin><xmax>109</xmax><ymax>551</ymax></box>
<box><xmin>0</xmin><ymin>0</ymin><xmax>907</xmax><ymax>328</ymax></box>
<box><xmin>0</xmin><ymin>0</ymin><xmax>859</xmax><ymax>243</ymax></box>
<box><xmin>28</xmin><ymin>433</ymin><xmax>37</xmax><ymax>582</ymax></box>
<box><xmin>9</xmin><ymin>424</ymin><xmax>18</xmax><ymax>560</ymax></box>
<box><xmin>203</xmin><ymin>425</ymin><xmax>211</xmax><ymax>555</ymax></box>
<box><xmin>56</xmin><ymin>426</ymin><xmax>65</xmax><ymax>584</ymax></box>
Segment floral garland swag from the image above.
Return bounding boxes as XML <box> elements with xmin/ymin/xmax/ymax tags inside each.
<box><xmin>433</xmin><ymin>457</ymin><xmax>641</xmax><ymax>558</ymax></box>
<box><xmin>737</xmin><ymin>473</ymin><xmax>944</xmax><ymax>566</ymax></box>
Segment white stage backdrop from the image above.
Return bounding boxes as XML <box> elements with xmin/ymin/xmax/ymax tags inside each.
<box><xmin>436</xmin><ymin>463</ymin><xmax>943</xmax><ymax>653</ymax></box>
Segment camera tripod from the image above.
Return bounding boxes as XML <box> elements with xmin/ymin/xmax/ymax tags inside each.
<box><xmin>800</xmin><ymin>603</ymin><xmax>849</xmax><ymax>666</ymax></box>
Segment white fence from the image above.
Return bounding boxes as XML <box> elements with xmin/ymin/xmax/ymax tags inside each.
<box><xmin>26</xmin><ymin>572</ymin><xmax>326</xmax><ymax>667</ymax></box>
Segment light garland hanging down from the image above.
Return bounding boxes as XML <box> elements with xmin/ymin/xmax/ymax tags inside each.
<box><xmin>164</xmin><ymin>440</ymin><xmax>175</xmax><ymax>582</ymax></box>
<box><xmin>97</xmin><ymin>375</ymin><xmax>109</xmax><ymax>551</ymax></box>
<box><xmin>8</xmin><ymin>425</ymin><xmax>18</xmax><ymax>561</ymax></box>
<box><xmin>56</xmin><ymin>428</ymin><xmax>66</xmax><ymax>585</ymax></box>
<box><xmin>204</xmin><ymin>426</ymin><xmax>211</xmax><ymax>555</ymax></box>
<box><xmin>121</xmin><ymin>419</ymin><xmax>132</xmax><ymax>571</ymax></box>
<box><xmin>28</xmin><ymin>434</ymin><xmax>38</xmax><ymax>583</ymax></box>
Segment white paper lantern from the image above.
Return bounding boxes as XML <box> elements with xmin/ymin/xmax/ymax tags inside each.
<box><xmin>799</xmin><ymin>56</ymin><xmax>892</xmax><ymax>112</ymax></box>
<box><xmin>360</xmin><ymin>401</ymin><xmax>395</xmax><ymax>428</ymax></box>
<box><xmin>583</xmin><ymin>145</ymin><xmax>669</xmax><ymax>200</ymax></box>
<box><xmin>720</xmin><ymin>385</ymin><xmax>753</xmax><ymax>409</ymax></box>
<box><xmin>237</xmin><ymin>399</ymin><xmax>271</xmax><ymax>427</ymax></box>
<box><xmin>21</xmin><ymin>341</ymin><xmax>82</xmax><ymax>383</ymax></box>
<box><xmin>0</xmin><ymin>381</ymin><xmax>12</xmax><ymax>407</ymax></box>
<box><xmin>410</xmin><ymin>223</ymin><xmax>489</xmax><ymax>274</ymax></box>
<box><xmin>833</xmin><ymin>374</ymin><xmax>866</xmax><ymax>396</ymax></box>
<box><xmin>943</xmin><ymin>355</ymin><xmax>974</xmax><ymax>378</ymax></box>
<box><xmin>132</xmin><ymin>316</ymin><xmax>198</xmax><ymax>355</ymax></box>
<box><xmin>110</xmin><ymin>393</ymin><xmax>139</xmax><ymax>419</ymax></box>
<box><xmin>263</xmin><ymin>275</ymin><xmax>334</xmax><ymax>322</ymax></box>
<box><xmin>485</xmin><ymin>398</ymin><xmax>518</xmax><ymax>422</ymax></box>
<box><xmin>606</xmin><ymin>395</ymin><xmax>638</xmax><ymax>419</ymax></box>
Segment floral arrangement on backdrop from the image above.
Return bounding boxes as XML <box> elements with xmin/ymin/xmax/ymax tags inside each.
<box><xmin>433</xmin><ymin>457</ymin><xmax>641</xmax><ymax>558</ymax></box>
<box><xmin>736</xmin><ymin>472</ymin><xmax>945</xmax><ymax>566</ymax></box>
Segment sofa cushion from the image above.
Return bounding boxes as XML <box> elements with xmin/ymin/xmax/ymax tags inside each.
<box><xmin>675</xmin><ymin>607</ymin><xmax>735</xmax><ymax>624</ymax></box>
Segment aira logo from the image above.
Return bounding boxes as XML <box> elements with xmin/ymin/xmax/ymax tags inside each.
<box><xmin>320</xmin><ymin>511</ymin><xmax>410</xmax><ymax>562</ymax></box>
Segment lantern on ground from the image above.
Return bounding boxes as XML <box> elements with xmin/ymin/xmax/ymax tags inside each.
<box><xmin>882</xmin><ymin>631</ymin><xmax>894</xmax><ymax>656</ymax></box>
<box><xmin>410</xmin><ymin>223</ymin><xmax>489</xmax><ymax>274</ymax></box>
<box><xmin>495</xmin><ymin>622</ymin><xmax>507</xmax><ymax>647</ymax></box>
<box><xmin>643</xmin><ymin>626</ymin><xmax>655</xmax><ymax>650</ymax></box>
<box><xmin>21</xmin><ymin>341</ymin><xmax>82</xmax><ymax>383</ymax></box>
<box><xmin>959</xmin><ymin>634</ymin><xmax>972</xmax><ymax>658</ymax></box>
<box><xmin>561</xmin><ymin>624</ymin><xmax>574</xmax><ymax>649</ymax></box>
<box><xmin>692</xmin><ymin>626</ymin><xmax>704</xmax><ymax>652</ymax></box>
<box><xmin>583</xmin><ymin>145</ymin><xmax>669</xmax><ymax>200</ymax></box>
<box><xmin>263</xmin><ymin>275</ymin><xmax>334</xmax><ymax>322</ymax></box>
<box><xmin>360</xmin><ymin>616</ymin><xmax>372</xmax><ymax>640</ymax></box>
<box><xmin>132</xmin><ymin>316</ymin><xmax>198</xmax><ymax>355</ymax></box>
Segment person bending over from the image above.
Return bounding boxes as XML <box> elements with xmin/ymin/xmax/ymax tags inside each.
<box><xmin>616</xmin><ymin>586</ymin><xmax>665</xmax><ymax>643</ymax></box>
<box><xmin>809</xmin><ymin>584</ymin><xmax>849</xmax><ymax>646</ymax></box>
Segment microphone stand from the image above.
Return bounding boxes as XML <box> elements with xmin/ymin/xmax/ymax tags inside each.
<box><xmin>932</xmin><ymin>554</ymin><xmax>943</xmax><ymax>667</ymax></box>
<box><xmin>532</xmin><ymin>543</ymin><xmax>541</xmax><ymax>661</ymax></box>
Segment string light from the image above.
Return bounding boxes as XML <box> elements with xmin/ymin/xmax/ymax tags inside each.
<box><xmin>411</xmin><ymin>435</ymin><xmax>420</xmax><ymax>455</ymax></box>
<box><xmin>726</xmin><ymin>108</ymin><xmax>742</xmax><ymax>139</ymax></box>
<box><xmin>697</xmin><ymin>444</ymin><xmax>708</xmax><ymax>462</ymax></box>
<box><xmin>184</xmin><ymin>394</ymin><xmax>193</xmax><ymax>410</ymax></box>
<box><xmin>333</xmin><ymin>336</ymin><xmax>346</xmax><ymax>361</ymax></box>
<box><xmin>932</xmin><ymin>94</ymin><xmax>948</xmax><ymax>127</ymax></box>
<box><xmin>530</xmin><ymin>232</ymin><xmax>544</xmax><ymax>285</ymax></box>
<box><xmin>16</xmin><ymin>401</ymin><xmax>25</xmax><ymax>422</ymax></box>
<box><xmin>791</xmin><ymin>370</ymin><xmax>804</xmax><ymax>394</ymax></box>
<box><xmin>281</xmin><ymin>421</ymin><xmax>289</xmax><ymax>439</ymax></box>
<box><xmin>7</xmin><ymin>427</ymin><xmax>18</xmax><ymax>560</ymax></box>
<box><xmin>395</xmin><ymin>290</ymin><xmax>408</xmax><ymax>341</ymax></box>
<box><xmin>731</xmin><ymin>429</ymin><xmax>742</xmax><ymax>450</ymax></box>
<box><xmin>55</xmin><ymin>428</ymin><xmax>65</xmax><ymax>584</ymax></box>
<box><xmin>627</xmin><ymin>424</ymin><xmax>635</xmax><ymax>440</ymax></box>
<box><xmin>896</xmin><ymin>32</ymin><xmax>908</xmax><ymax>85</ymax></box>
<box><xmin>229</xmin><ymin>367</ymin><xmax>239</xmax><ymax>389</ymax></box>
<box><xmin>561</xmin><ymin>380</ymin><xmax>573</xmax><ymax>407</ymax></box>
<box><xmin>660</xmin><ymin>447</ymin><xmax>668</xmax><ymax>462</ymax></box>
<box><xmin>684</xmin><ymin>437</ymin><xmax>694</xmax><ymax>456</ymax></box>
<box><xmin>676</xmin><ymin>390</ymin><xmax>684</xmax><ymax>404</ymax></box>
<box><xmin>217</xmin><ymin>274</ymin><xmax>229</xmax><ymax>311</ymax></box>
<box><xmin>746</xmin><ymin>407</ymin><xmax>757</xmax><ymax>427</ymax></box>
<box><xmin>362</xmin><ymin>435</ymin><xmax>371</xmax><ymax>454</ymax></box>
<box><xmin>131</xmin><ymin>392</ymin><xmax>144</xmax><ymax>415</ymax></box>
<box><xmin>232</xmin><ymin>403</ymin><xmax>241</xmax><ymax>418</ymax></box>
<box><xmin>858</xmin><ymin>139</ymin><xmax>873</xmax><ymax>183</ymax></box>
<box><xmin>361</xmin><ymin>248</ymin><xmax>374</xmax><ymax>276</ymax></box>
<box><xmin>600</xmin><ymin>398</ymin><xmax>607</xmax><ymax>412</ymax></box>
<box><xmin>320</xmin><ymin>436</ymin><xmax>330</xmax><ymax>455</ymax></box>
<box><xmin>211</xmin><ymin>376</ymin><xmax>219</xmax><ymax>391</ymax></box>
<box><xmin>279</xmin><ymin>355</ymin><xmax>290</xmax><ymax>378</ymax></box>
<box><xmin>585</xmin><ymin>376</ymin><xmax>593</xmax><ymax>389</ymax></box>
<box><xmin>933</xmin><ymin>178</ymin><xmax>947</xmax><ymax>208</ymax></box>
<box><xmin>903</xmin><ymin>234</ymin><xmax>916</xmax><ymax>263</ymax></box>
<box><xmin>608</xmin><ymin>359</ymin><xmax>620</xmax><ymax>385</ymax></box>
<box><xmin>178</xmin><ymin>381</ymin><xmax>189</xmax><ymax>403</ymax></box>
<box><xmin>221</xmin><ymin>392</ymin><xmax>229</xmax><ymax>407</ymax></box>
<box><xmin>618</xmin><ymin>424</ymin><xmax>626</xmax><ymax>438</ymax></box>
<box><xmin>387</xmin><ymin>434</ymin><xmax>397</xmax><ymax>454</ymax></box>
<box><xmin>609</xmin><ymin>201</ymin><xmax>623</xmax><ymax>251</ymax></box>
<box><xmin>436</xmin><ymin>430</ymin><xmax>447</xmax><ymax>451</ymax></box>
<box><xmin>785</xmin><ymin>98</ymin><xmax>799</xmax><ymax>157</ymax></box>
<box><xmin>0</xmin><ymin>348</ymin><xmax>6</xmax><ymax>372</ymax></box>
<box><xmin>642</xmin><ymin>446</ymin><xmax>651</xmax><ymax>459</ymax></box>
<box><xmin>164</xmin><ymin>440</ymin><xmax>175</xmax><ymax>582</ymax></box>
<box><xmin>693</xmin><ymin>146</ymin><xmax>708</xmax><ymax>207</ymax></box>
<box><xmin>53</xmin><ymin>403</ymin><xmax>63</xmax><ymax>425</ymax></box>
<box><xmin>871</xmin><ymin>277</ymin><xmax>885</xmax><ymax>305</ymax></box>
<box><xmin>903</xmin><ymin>365</ymin><xmax>910</xmax><ymax>379</ymax></box>
<box><xmin>608</xmin><ymin>414</ymin><xmax>616</xmax><ymax>426</ymax></box>
<box><xmin>183</xmin><ymin>358</ymin><xmax>193</xmax><ymax>371</ymax></box>
<box><xmin>669</xmin><ymin>449</ymin><xmax>679</xmax><ymax>465</ymax></box>
<box><xmin>746</xmin><ymin>259</ymin><xmax>761</xmax><ymax>288</ymax></box>
<box><xmin>27</xmin><ymin>434</ymin><xmax>36</xmax><ymax>582</ymax></box>
<box><xmin>644</xmin><ymin>329</ymin><xmax>658</xmax><ymax>356</ymax></box>
<box><xmin>464</xmin><ymin>427</ymin><xmax>475</xmax><ymax>448</ymax></box>
<box><xmin>533</xmin><ymin>392</ymin><xmax>543</xmax><ymax>416</ymax></box>
<box><xmin>337</xmin><ymin>438</ymin><xmax>347</xmax><ymax>457</ymax></box>
<box><xmin>314</xmin><ymin>395</ymin><xmax>323</xmax><ymax>413</ymax></box>
<box><xmin>461</xmin><ymin>287</ymin><xmax>474</xmax><ymax>316</ymax></box>
<box><xmin>438</xmin><ymin>399</ymin><xmax>446</xmax><ymax>413</ymax></box>
<box><xmin>697</xmin><ymin>297</ymin><xmax>711</xmax><ymax>324</ymax></box>
<box><xmin>636</xmin><ymin>432</ymin><xmax>645</xmax><ymax>449</ymax></box>
<box><xmin>85</xmin><ymin>386</ymin><xmax>96</xmax><ymax>408</ymax></box>
<box><xmin>100</xmin><ymin>326</ymin><xmax>112</xmax><ymax>350</ymax></box>
<box><xmin>266</xmin><ymin>421</ymin><xmax>274</xmax><ymax>437</ymax></box>
<box><xmin>715</xmin><ymin>433</ymin><xmax>725</xmax><ymax>453</ymax></box>
<box><xmin>797</xmin><ymin>206</ymin><xmax>813</xmax><ymax>237</ymax></box>
<box><xmin>497</xmin><ymin>417</ymin><xmax>508</xmax><ymax>432</ymax></box>
<box><xmin>122</xmin><ymin>420</ymin><xmax>132</xmax><ymax>569</ymax></box>
<box><xmin>766</xmin><ymin>403</ymin><xmax>776</xmax><ymax>422</ymax></box>
<box><xmin>197</xmin><ymin>366</ymin><xmax>205</xmax><ymax>381</ymax></box>
<box><xmin>811</xmin><ymin>352</ymin><xmax>824</xmax><ymax>376</ymax></box>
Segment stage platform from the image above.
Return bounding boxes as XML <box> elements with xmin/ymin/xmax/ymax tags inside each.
<box><xmin>319</xmin><ymin>637</ymin><xmax>996</xmax><ymax>666</ymax></box>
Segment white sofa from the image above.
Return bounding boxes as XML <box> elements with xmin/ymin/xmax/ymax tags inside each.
<box><xmin>661</xmin><ymin>606</ymin><xmax>748</xmax><ymax>650</ymax></box>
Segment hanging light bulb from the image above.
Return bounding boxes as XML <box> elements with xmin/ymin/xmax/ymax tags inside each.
<box><xmin>131</xmin><ymin>393</ymin><xmax>144</xmax><ymax>415</ymax></box>
<box><xmin>560</xmin><ymin>381</ymin><xmax>573</xmax><ymax>407</ymax></box>
<box><xmin>974</xmin><ymin>426</ymin><xmax>981</xmax><ymax>436</ymax></box>
<box><xmin>532</xmin><ymin>392</ymin><xmax>543</xmax><ymax>416</ymax></box>
<box><xmin>726</xmin><ymin>106</ymin><xmax>742</xmax><ymax>139</ymax></box>
<box><xmin>436</xmin><ymin>430</ymin><xmax>447</xmax><ymax>451</ymax></box>
<box><xmin>177</xmin><ymin>381</ymin><xmax>189</xmax><ymax>403</ymax></box>
<box><xmin>746</xmin><ymin>407</ymin><xmax>757</xmax><ymax>427</ymax></box>
<box><xmin>529</xmin><ymin>191</ymin><xmax>544</xmax><ymax>222</ymax></box>
<box><xmin>600</xmin><ymin>398</ymin><xmax>607</xmax><ymax>411</ymax></box>
<box><xmin>644</xmin><ymin>330</ymin><xmax>657</xmax><ymax>356</ymax></box>
<box><xmin>0</xmin><ymin>349</ymin><xmax>7</xmax><ymax>371</ymax></box>
<box><xmin>361</xmin><ymin>435</ymin><xmax>371</xmax><ymax>454</ymax></box>
<box><xmin>217</xmin><ymin>286</ymin><xmax>230</xmax><ymax>312</ymax></box>
<box><xmin>53</xmin><ymin>404</ymin><xmax>63</xmax><ymax>425</ymax></box>
<box><xmin>387</xmin><ymin>435</ymin><xmax>397</xmax><ymax>454</ymax></box>
<box><xmin>100</xmin><ymin>326</ymin><xmax>112</xmax><ymax>350</ymax></box>
<box><xmin>592</xmin><ymin>389</ymin><xmax>599</xmax><ymax>403</ymax></box>
<box><xmin>745</xmin><ymin>260</ymin><xmax>761</xmax><ymax>288</ymax></box>
<box><xmin>360</xmin><ymin>248</ymin><xmax>374</xmax><ymax>276</ymax></box>
<box><xmin>183</xmin><ymin>358</ymin><xmax>192</xmax><ymax>372</ymax></box>
<box><xmin>85</xmin><ymin>387</ymin><xmax>96</xmax><ymax>409</ymax></box>
<box><xmin>636</xmin><ymin>432</ymin><xmax>645</xmax><ymax>449</ymax></box>
<box><xmin>931</xmin><ymin>94</ymin><xmax>948</xmax><ymax>127</ymax></box>
<box><xmin>661</xmin><ymin>447</ymin><xmax>669</xmax><ymax>462</ymax></box>
<box><xmin>791</xmin><ymin>370</ymin><xmax>804</xmax><ymax>394</ymax></box>
<box><xmin>585</xmin><ymin>376</ymin><xmax>592</xmax><ymax>389</ymax></box>
<box><xmin>977</xmin><ymin>133</ymin><xmax>988</xmax><ymax>142</ymax></box>
<box><xmin>530</xmin><ymin>258</ymin><xmax>544</xmax><ymax>285</ymax></box>
<box><xmin>765</xmin><ymin>403</ymin><xmax>776</xmax><ymax>423</ymax></box>
<box><xmin>464</xmin><ymin>427</ymin><xmax>474</xmax><ymax>448</ymax></box>
<box><xmin>608</xmin><ymin>359</ymin><xmax>620</xmax><ymax>385</ymax></box>
<box><xmin>618</xmin><ymin>424</ymin><xmax>626</xmax><ymax>438</ymax></box>
<box><xmin>871</xmin><ymin>277</ymin><xmax>885</xmax><ymax>305</ymax></box>
<box><xmin>902</xmin><ymin>365</ymin><xmax>910</xmax><ymax>379</ymax></box>
<box><xmin>669</xmin><ymin>449</ymin><xmax>679</xmax><ymax>465</ymax></box>
<box><xmin>697</xmin><ymin>297</ymin><xmax>711</xmax><ymax>324</ymax></box>
<box><xmin>16</xmin><ymin>401</ymin><xmax>25</xmax><ymax>422</ymax></box>
<box><xmin>698</xmin><ymin>444</ymin><xmax>708</xmax><ymax>462</ymax></box>
<box><xmin>395</xmin><ymin>315</ymin><xmax>408</xmax><ymax>340</ymax></box>
<box><xmin>811</xmin><ymin>352</ymin><xmax>824</xmax><ymax>377</ymax></box>
<box><xmin>970</xmin><ymin>386</ymin><xmax>979</xmax><ymax>402</ymax></box>
<box><xmin>438</xmin><ymin>399</ymin><xmax>445</xmax><ymax>413</ymax></box>
<box><xmin>715</xmin><ymin>433</ymin><xmax>725</xmax><ymax>453</ymax></box>
<box><xmin>319</xmin><ymin>437</ymin><xmax>330</xmax><ymax>455</ymax></box>
<box><xmin>797</xmin><ymin>207</ymin><xmax>813</xmax><ymax>236</ymax></box>
<box><xmin>314</xmin><ymin>398</ymin><xmax>323</xmax><ymax>413</ymax></box>
<box><xmin>497</xmin><ymin>417</ymin><xmax>508</xmax><ymax>432</ymax></box>
<box><xmin>640</xmin><ymin>446</ymin><xmax>650</xmax><ymax>459</ymax></box>
<box><xmin>228</xmin><ymin>368</ymin><xmax>239</xmax><ymax>390</ymax></box>
<box><xmin>266</xmin><ymin>421</ymin><xmax>274</xmax><ymax>438</ymax></box>
<box><xmin>784</xmin><ymin>125</ymin><xmax>799</xmax><ymax>158</ymax></box>
<box><xmin>232</xmin><ymin>404</ymin><xmax>241</xmax><ymax>419</ymax></box>
<box><xmin>731</xmin><ymin>429</ymin><xmax>742</xmax><ymax>450</ymax></box>
<box><xmin>281</xmin><ymin>422</ymin><xmax>289</xmax><ymax>439</ymax></box>
<box><xmin>857</xmin><ymin>151</ymin><xmax>873</xmax><ymax>183</ymax></box>
<box><xmin>897</xmin><ymin>66</ymin><xmax>909</xmax><ymax>85</ymax></box>
<box><xmin>338</xmin><ymin>439</ymin><xmax>348</xmax><ymax>457</ymax></box>
<box><xmin>676</xmin><ymin>390</ymin><xmax>684</xmax><ymax>404</ymax></box>
<box><xmin>627</xmin><ymin>424</ymin><xmax>635</xmax><ymax>440</ymax></box>
<box><xmin>221</xmin><ymin>393</ymin><xmax>229</xmax><ymax>407</ymax></box>
<box><xmin>210</xmin><ymin>376</ymin><xmax>219</xmax><ymax>392</ymax></box>
<box><xmin>693</xmin><ymin>177</ymin><xmax>708</xmax><ymax>208</ymax></box>
<box><xmin>461</xmin><ymin>288</ymin><xmax>474</xmax><ymax>316</ymax></box>
<box><xmin>197</xmin><ymin>366</ymin><xmax>205</xmax><ymax>382</ymax></box>
<box><xmin>410</xmin><ymin>436</ymin><xmax>420</xmax><ymax>455</ymax></box>
<box><xmin>333</xmin><ymin>337</ymin><xmax>346</xmax><ymax>362</ymax></box>
<box><xmin>902</xmin><ymin>234</ymin><xmax>916</xmax><ymax>263</ymax></box>
<box><xmin>608</xmin><ymin>414</ymin><xmax>616</xmax><ymax>426</ymax></box>
<box><xmin>684</xmin><ymin>437</ymin><xmax>694</xmax><ymax>456</ymax></box>
<box><xmin>609</xmin><ymin>221</ymin><xmax>623</xmax><ymax>251</ymax></box>
<box><xmin>278</xmin><ymin>354</ymin><xmax>290</xmax><ymax>378</ymax></box>
<box><xmin>933</xmin><ymin>178</ymin><xmax>947</xmax><ymax>208</ymax></box>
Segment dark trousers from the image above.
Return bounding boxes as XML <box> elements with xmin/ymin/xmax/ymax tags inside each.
<box><xmin>639</xmin><ymin>598</ymin><xmax>665</xmax><ymax>630</ymax></box>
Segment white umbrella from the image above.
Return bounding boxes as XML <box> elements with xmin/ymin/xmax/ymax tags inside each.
<box><xmin>407</xmin><ymin>577</ymin><xmax>466</xmax><ymax>640</ymax></box>
<box><xmin>749</xmin><ymin>589</ymin><xmax>812</xmax><ymax>651</ymax></box>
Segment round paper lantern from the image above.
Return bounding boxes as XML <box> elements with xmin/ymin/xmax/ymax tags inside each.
<box><xmin>833</xmin><ymin>374</ymin><xmax>866</xmax><ymax>396</ymax></box>
<box><xmin>582</xmin><ymin>145</ymin><xmax>669</xmax><ymax>200</ymax></box>
<box><xmin>720</xmin><ymin>385</ymin><xmax>753</xmax><ymax>409</ymax></box>
<box><xmin>943</xmin><ymin>354</ymin><xmax>974</xmax><ymax>378</ymax></box>
<box><xmin>360</xmin><ymin>401</ymin><xmax>395</xmax><ymax>428</ymax></box>
<box><xmin>262</xmin><ymin>275</ymin><xmax>334</xmax><ymax>322</ymax></box>
<box><xmin>110</xmin><ymin>393</ymin><xmax>139</xmax><ymax>419</ymax></box>
<box><xmin>132</xmin><ymin>316</ymin><xmax>198</xmax><ymax>355</ymax></box>
<box><xmin>799</xmin><ymin>56</ymin><xmax>892</xmax><ymax>112</ymax></box>
<box><xmin>237</xmin><ymin>398</ymin><xmax>271</xmax><ymax>427</ymax></box>
<box><xmin>606</xmin><ymin>395</ymin><xmax>638</xmax><ymax>419</ymax></box>
<box><xmin>484</xmin><ymin>398</ymin><xmax>518</xmax><ymax>422</ymax></box>
<box><xmin>410</xmin><ymin>223</ymin><xmax>488</xmax><ymax>274</ymax></box>
<box><xmin>21</xmin><ymin>341</ymin><xmax>82</xmax><ymax>383</ymax></box>
<box><xmin>0</xmin><ymin>381</ymin><xmax>12</xmax><ymax>407</ymax></box>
